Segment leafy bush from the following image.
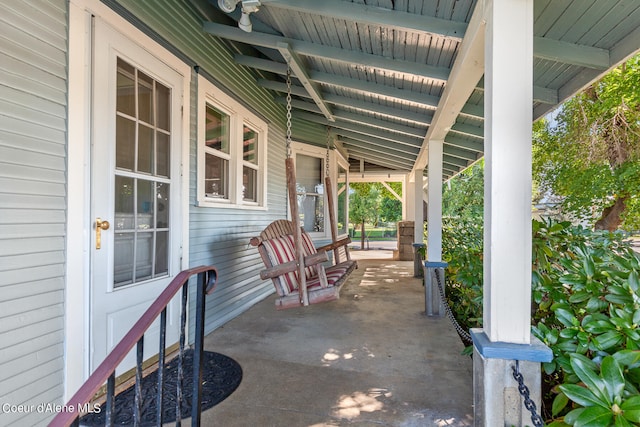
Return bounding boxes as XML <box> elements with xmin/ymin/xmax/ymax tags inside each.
<box><xmin>531</xmin><ymin>220</ymin><xmax>640</xmax><ymax>426</ymax></box>
<box><xmin>440</xmin><ymin>217</ymin><xmax>640</xmax><ymax>425</ymax></box>
<box><xmin>441</xmin><ymin>216</ymin><xmax>484</xmax><ymax>333</ymax></box>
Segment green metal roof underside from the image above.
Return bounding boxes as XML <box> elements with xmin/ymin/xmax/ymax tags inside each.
<box><xmin>201</xmin><ymin>0</ymin><xmax>640</xmax><ymax>180</ymax></box>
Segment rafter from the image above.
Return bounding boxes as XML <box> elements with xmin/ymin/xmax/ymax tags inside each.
<box><xmin>310</xmin><ymin>71</ymin><xmax>443</xmax><ymax>111</ymax></box>
<box><xmin>238</xmin><ymin>54</ymin><xmax>435</xmax><ymax>123</ymax></box>
<box><xmin>443</xmin><ymin>154</ymin><xmax>469</xmax><ymax>168</ymax></box>
<box><xmin>203</xmin><ymin>22</ymin><xmax>451</xmax><ymax>82</ymax></box>
<box><xmin>294</xmin><ymin>111</ymin><xmax>423</xmax><ymax>148</ymax></box>
<box><xmin>241</xmin><ymin>54</ymin><xmax>484</xmax><ymax>121</ymax></box>
<box><xmin>534</xmin><ymin>37</ymin><xmax>610</xmax><ymax>70</ymax></box>
<box><xmin>342</xmin><ymin>144</ymin><xmax>413</xmax><ymax>170</ymax></box>
<box><xmin>336</xmin><ymin>132</ymin><xmax>419</xmax><ymax>156</ymax></box>
<box><xmin>257</xmin><ymin>1</ymin><xmax>611</xmax><ymax>70</ymax></box>
<box><xmin>261</xmin><ymin>0</ymin><xmax>467</xmax><ymax>41</ymax></box>
<box><xmin>443</xmin><ymin>145</ymin><xmax>479</xmax><ymax>162</ymax></box>
<box><xmin>276</xmin><ymin>42</ymin><xmax>334</xmax><ymax>121</ymax></box>
<box><xmin>341</xmin><ymin>139</ymin><xmax>416</xmax><ymax>162</ymax></box>
<box><xmin>257</xmin><ymin>78</ymin><xmax>309</xmax><ymax>97</ymax></box>
<box><xmin>444</xmin><ymin>134</ymin><xmax>484</xmax><ymax>153</ymax></box>
<box><xmin>279</xmin><ymin>98</ymin><xmax>427</xmax><ymax>138</ymax></box>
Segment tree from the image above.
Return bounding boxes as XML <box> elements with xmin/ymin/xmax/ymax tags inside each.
<box><xmin>349</xmin><ymin>183</ymin><xmax>381</xmax><ymax>249</ymax></box>
<box><xmin>442</xmin><ymin>160</ymin><xmax>484</xmax><ymax>221</ymax></box>
<box><xmin>378</xmin><ymin>181</ymin><xmax>403</xmax><ymax>223</ymax></box>
<box><xmin>533</xmin><ymin>54</ymin><xmax>640</xmax><ymax>231</ymax></box>
<box><xmin>379</xmin><ymin>197</ymin><xmax>402</xmax><ymax>223</ymax></box>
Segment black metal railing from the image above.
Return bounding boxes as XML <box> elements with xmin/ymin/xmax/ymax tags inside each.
<box><xmin>49</xmin><ymin>265</ymin><xmax>218</xmax><ymax>427</ymax></box>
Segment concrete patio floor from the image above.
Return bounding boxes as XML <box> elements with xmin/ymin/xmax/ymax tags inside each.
<box><xmin>200</xmin><ymin>249</ymin><xmax>473</xmax><ymax>426</ymax></box>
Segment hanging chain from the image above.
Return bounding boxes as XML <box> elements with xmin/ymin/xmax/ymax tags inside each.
<box><xmin>285</xmin><ymin>66</ymin><xmax>293</xmax><ymax>159</ymax></box>
<box><xmin>512</xmin><ymin>361</ymin><xmax>545</xmax><ymax>427</ymax></box>
<box><xmin>433</xmin><ymin>268</ymin><xmax>473</xmax><ymax>346</ymax></box>
<box><xmin>325</xmin><ymin>126</ymin><xmax>331</xmax><ymax>177</ymax></box>
<box><xmin>433</xmin><ymin>271</ymin><xmax>543</xmax><ymax>425</ymax></box>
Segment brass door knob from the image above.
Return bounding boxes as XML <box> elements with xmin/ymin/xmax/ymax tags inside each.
<box><xmin>95</xmin><ymin>218</ymin><xmax>110</xmax><ymax>249</ymax></box>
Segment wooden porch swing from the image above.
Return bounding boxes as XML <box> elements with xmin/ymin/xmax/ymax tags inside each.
<box><xmin>250</xmin><ymin>67</ymin><xmax>357</xmax><ymax>310</ymax></box>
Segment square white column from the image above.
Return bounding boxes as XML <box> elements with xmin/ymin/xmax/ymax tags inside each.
<box><xmin>483</xmin><ymin>0</ymin><xmax>534</xmax><ymax>344</ymax></box>
<box><xmin>413</xmin><ymin>169</ymin><xmax>425</xmax><ymax>244</ymax></box>
<box><xmin>427</xmin><ymin>140</ymin><xmax>443</xmax><ymax>262</ymax></box>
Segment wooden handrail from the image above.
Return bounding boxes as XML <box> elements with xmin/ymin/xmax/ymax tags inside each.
<box><xmin>49</xmin><ymin>265</ymin><xmax>217</xmax><ymax>427</ymax></box>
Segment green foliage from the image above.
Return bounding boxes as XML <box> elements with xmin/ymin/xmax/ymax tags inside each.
<box><xmin>442</xmin><ymin>160</ymin><xmax>484</xmax><ymax>221</ymax></box>
<box><xmin>349</xmin><ymin>183</ymin><xmax>381</xmax><ymax>248</ymax></box>
<box><xmin>533</xmin><ymin>55</ymin><xmax>640</xmax><ymax>231</ymax></box>
<box><xmin>441</xmin><ymin>216</ymin><xmax>484</xmax><ymax>333</ymax></box>
<box><xmin>349</xmin><ymin>182</ymin><xmax>402</xmax><ymax>226</ymax></box>
<box><xmin>438</xmin><ymin>161</ymin><xmax>485</xmax><ymax>343</ymax></box>
<box><xmin>380</xmin><ymin>197</ymin><xmax>402</xmax><ymax>223</ymax></box>
<box><xmin>349</xmin><ymin>183</ymin><xmax>381</xmax><ymax>226</ymax></box>
<box><xmin>529</xmin><ymin>220</ymin><xmax>640</xmax><ymax>426</ymax></box>
<box><xmin>440</xmin><ymin>215</ymin><xmax>640</xmax><ymax>425</ymax></box>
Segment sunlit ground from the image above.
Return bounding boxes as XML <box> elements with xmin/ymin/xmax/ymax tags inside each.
<box><xmin>306</xmin><ymin>386</ymin><xmax>472</xmax><ymax>426</ymax></box>
<box><xmin>332</xmin><ymin>388</ymin><xmax>390</xmax><ymax>419</ymax></box>
<box><xmin>359</xmin><ymin>264</ymin><xmax>413</xmax><ymax>287</ymax></box>
<box><xmin>321</xmin><ymin>347</ymin><xmax>375</xmax><ymax>366</ymax></box>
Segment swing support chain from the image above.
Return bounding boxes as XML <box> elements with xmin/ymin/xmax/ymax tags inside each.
<box><xmin>325</xmin><ymin>126</ymin><xmax>331</xmax><ymax>178</ymax></box>
<box><xmin>285</xmin><ymin>66</ymin><xmax>293</xmax><ymax>159</ymax></box>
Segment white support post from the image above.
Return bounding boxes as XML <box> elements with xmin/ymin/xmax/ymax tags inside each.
<box><xmin>406</xmin><ymin>171</ymin><xmax>416</xmax><ymax>224</ymax></box>
<box><xmin>426</xmin><ymin>140</ymin><xmax>443</xmax><ymax>262</ymax></box>
<box><xmin>413</xmin><ymin>169</ymin><xmax>424</xmax><ymax>244</ymax></box>
<box><xmin>401</xmin><ymin>175</ymin><xmax>408</xmax><ymax>220</ymax></box>
<box><xmin>483</xmin><ymin>0</ymin><xmax>533</xmax><ymax>344</ymax></box>
<box><xmin>473</xmin><ymin>1</ymin><xmax>552</xmax><ymax>426</ymax></box>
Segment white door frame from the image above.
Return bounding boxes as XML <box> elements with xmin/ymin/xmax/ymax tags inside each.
<box><xmin>65</xmin><ymin>0</ymin><xmax>191</xmax><ymax>400</ymax></box>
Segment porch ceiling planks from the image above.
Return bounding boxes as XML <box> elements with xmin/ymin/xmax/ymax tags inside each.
<box><xmin>201</xmin><ymin>0</ymin><xmax>640</xmax><ymax>180</ymax></box>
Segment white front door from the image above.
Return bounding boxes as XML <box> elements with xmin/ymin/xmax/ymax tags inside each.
<box><xmin>90</xmin><ymin>19</ymin><xmax>184</xmax><ymax>373</ymax></box>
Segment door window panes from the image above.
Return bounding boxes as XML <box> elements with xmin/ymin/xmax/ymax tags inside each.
<box><xmin>115</xmin><ymin>116</ymin><xmax>135</xmax><ymax>171</ymax></box>
<box><xmin>156</xmin><ymin>83</ymin><xmax>170</xmax><ymax>131</ymax></box>
<box><xmin>116</xmin><ymin>59</ymin><xmax>135</xmax><ymax>116</ymax></box>
<box><xmin>113</xmin><ymin>58</ymin><xmax>172</xmax><ymax>288</ymax></box>
<box><xmin>137</xmin><ymin>71</ymin><xmax>154</xmax><ymax>124</ymax></box>
<box><xmin>138</xmin><ymin>124</ymin><xmax>154</xmax><ymax>174</ymax></box>
<box><xmin>156</xmin><ymin>131</ymin><xmax>170</xmax><ymax>177</ymax></box>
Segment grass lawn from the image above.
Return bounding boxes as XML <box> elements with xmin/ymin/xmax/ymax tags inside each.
<box><xmin>349</xmin><ymin>225</ymin><xmax>397</xmax><ymax>240</ymax></box>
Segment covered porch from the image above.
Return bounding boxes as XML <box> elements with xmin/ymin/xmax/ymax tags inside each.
<box><xmin>202</xmin><ymin>251</ymin><xmax>473</xmax><ymax>426</ymax></box>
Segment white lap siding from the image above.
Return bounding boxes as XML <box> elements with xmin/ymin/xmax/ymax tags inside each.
<box><xmin>0</xmin><ymin>0</ymin><xmax>68</xmax><ymax>425</ymax></box>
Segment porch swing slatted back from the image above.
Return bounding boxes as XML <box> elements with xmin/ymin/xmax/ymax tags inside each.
<box><xmin>249</xmin><ymin>164</ymin><xmax>356</xmax><ymax>310</ymax></box>
<box><xmin>249</xmin><ymin>218</ymin><xmax>357</xmax><ymax>309</ymax></box>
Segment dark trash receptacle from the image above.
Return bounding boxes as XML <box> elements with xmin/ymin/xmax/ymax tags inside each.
<box><xmin>412</xmin><ymin>243</ymin><xmax>425</xmax><ymax>277</ymax></box>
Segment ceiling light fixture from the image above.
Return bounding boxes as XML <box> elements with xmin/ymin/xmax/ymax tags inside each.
<box><xmin>217</xmin><ymin>0</ymin><xmax>241</xmax><ymax>13</ymax></box>
<box><xmin>217</xmin><ymin>0</ymin><xmax>261</xmax><ymax>33</ymax></box>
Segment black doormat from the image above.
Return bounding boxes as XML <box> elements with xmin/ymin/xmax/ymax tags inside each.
<box><xmin>80</xmin><ymin>350</ymin><xmax>242</xmax><ymax>426</ymax></box>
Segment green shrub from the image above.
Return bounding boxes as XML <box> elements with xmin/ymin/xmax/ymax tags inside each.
<box><xmin>441</xmin><ymin>216</ymin><xmax>484</xmax><ymax>333</ymax></box>
<box><xmin>531</xmin><ymin>220</ymin><xmax>640</xmax><ymax>426</ymax></box>
<box><xmin>440</xmin><ymin>217</ymin><xmax>640</xmax><ymax>425</ymax></box>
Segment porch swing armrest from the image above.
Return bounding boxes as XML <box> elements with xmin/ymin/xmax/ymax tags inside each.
<box><xmin>315</xmin><ymin>236</ymin><xmax>352</xmax><ymax>253</ymax></box>
<box><xmin>259</xmin><ymin>251</ymin><xmax>329</xmax><ymax>280</ymax></box>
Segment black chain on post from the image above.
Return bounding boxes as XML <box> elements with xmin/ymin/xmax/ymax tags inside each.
<box><xmin>325</xmin><ymin>126</ymin><xmax>331</xmax><ymax>178</ymax></box>
<box><xmin>285</xmin><ymin>66</ymin><xmax>292</xmax><ymax>159</ymax></box>
<box><xmin>433</xmin><ymin>268</ymin><xmax>473</xmax><ymax>346</ymax></box>
<box><xmin>512</xmin><ymin>361</ymin><xmax>545</xmax><ymax>427</ymax></box>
